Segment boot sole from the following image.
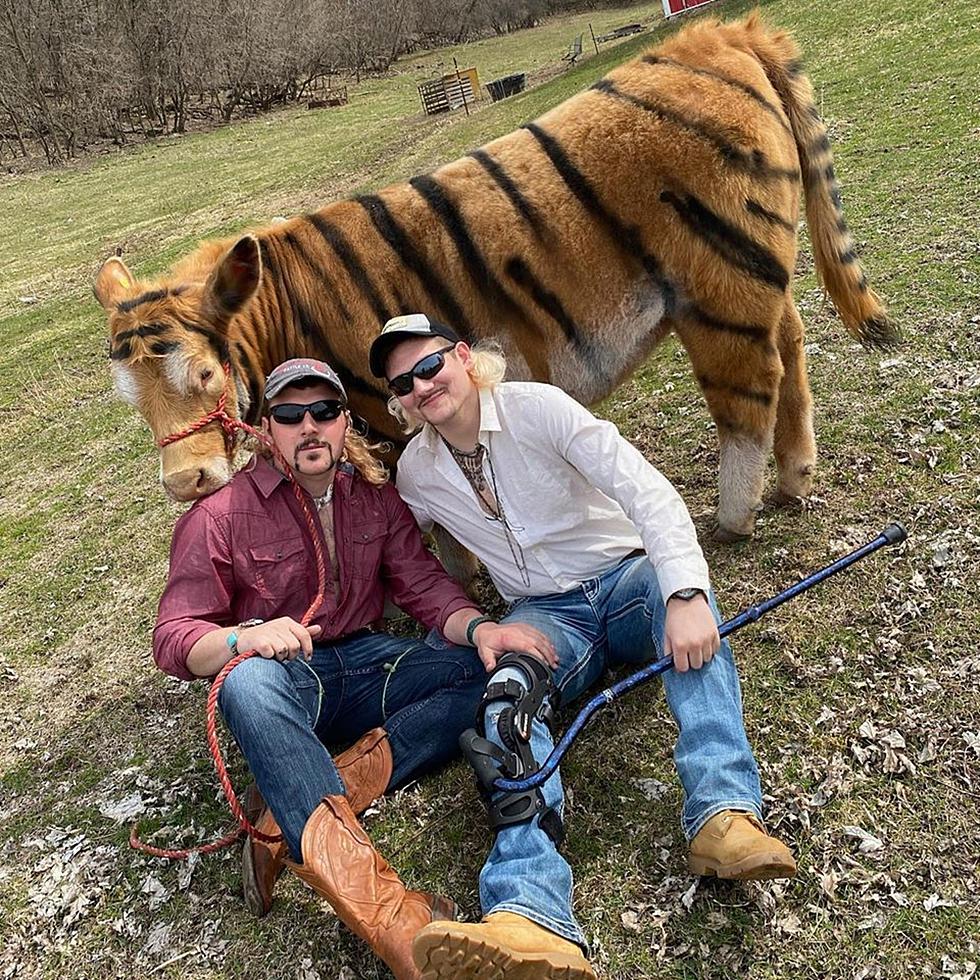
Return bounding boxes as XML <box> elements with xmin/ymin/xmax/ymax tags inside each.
<box><xmin>413</xmin><ymin>926</ymin><xmax>596</xmax><ymax>980</ymax></box>
<box><xmin>689</xmin><ymin>852</ymin><xmax>797</xmax><ymax>881</ymax></box>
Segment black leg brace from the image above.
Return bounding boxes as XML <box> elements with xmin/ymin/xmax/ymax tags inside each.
<box><xmin>459</xmin><ymin>651</ymin><xmax>565</xmax><ymax>847</ymax></box>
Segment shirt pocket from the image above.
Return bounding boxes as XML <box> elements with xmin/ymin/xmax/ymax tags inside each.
<box><xmin>247</xmin><ymin>536</ymin><xmax>307</xmax><ymax>601</ymax></box>
<box><xmin>350</xmin><ymin>521</ymin><xmax>387</xmax><ymax>579</ymax></box>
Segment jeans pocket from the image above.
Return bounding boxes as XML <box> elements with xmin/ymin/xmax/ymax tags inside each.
<box><xmin>283</xmin><ymin>658</ymin><xmax>327</xmax><ymax>728</ymax></box>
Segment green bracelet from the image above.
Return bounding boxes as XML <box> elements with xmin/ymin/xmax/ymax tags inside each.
<box><xmin>466</xmin><ymin>615</ymin><xmax>494</xmax><ymax>646</ymax></box>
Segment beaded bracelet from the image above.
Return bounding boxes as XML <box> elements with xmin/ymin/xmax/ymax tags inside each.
<box><xmin>466</xmin><ymin>615</ymin><xmax>494</xmax><ymax>646</ymax></box>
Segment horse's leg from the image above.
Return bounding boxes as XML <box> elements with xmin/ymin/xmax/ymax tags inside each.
<box><xmin>673</xmin><ymin>317</ymin><xmax>784</xmax><ymax>541</ymax></box>
<box><xmin>772</xmin><ymin>301</ymin><xmax>817</xmax><ymax>505</ymax></box>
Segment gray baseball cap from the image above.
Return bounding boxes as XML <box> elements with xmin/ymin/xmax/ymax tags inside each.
<box><xmin>264</xmin><ymin>357</ymin><xmax>347</xmax><ymax>401</ymax></box>
<box><xmin>369</xmin><ymin>313</ymin><xmax>461</xmax><ymax>378</ymax></box>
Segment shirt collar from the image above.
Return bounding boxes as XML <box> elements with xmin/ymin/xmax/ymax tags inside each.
<box><xmin>248</xmin><ymin>454</ymin><xmax>285</xmax><ymax>498</ymax></box>
<box><xmin>417</xmin><ymin>385</ymin><xmax>501</xmax><ymax>453</ymax></box>
<box><xmin>477</xmin><ymin>386</ymin><xmax>501</xmax><ymax>437</ymax></box>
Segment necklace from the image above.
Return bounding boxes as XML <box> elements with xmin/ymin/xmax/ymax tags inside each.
<box><xmin>442</xmin><ymin>434</ymin><xmax>530</xmax><ymax>587</ymax></box>
<box><xmin>443</xmin><ymin>439</ymin><xmax>491</xmax><ymax>498</ymax></box>
<box><xmin>313</xmin><ymin>484</ymin><xmax>334</xmax><ymax>510</ymax></box>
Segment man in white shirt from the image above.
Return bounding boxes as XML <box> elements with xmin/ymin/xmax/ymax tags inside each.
<box><xmin>369</xmin><ymin>314</ymin><xmax>796</xmax><ymax>980</ymax></box>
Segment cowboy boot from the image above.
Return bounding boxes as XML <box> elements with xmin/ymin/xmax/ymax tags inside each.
<box><xmin>241</xmin><ymin>782</ymin><xmax>287</xmax><ymax>918</ymax></box>
<box><xmin>689</xmin><ymin>810</ymin><xmax>797</xmax><ymax>880</ymax></box>
<box><xmin>287</xmin><ymin>795</ymin><xmax>457</xmax><ymax>980</ymax></box>
<box><xmin>242</xmin><ymin>727</ymin><xmax>394</xmax><ymax>917</ymax></box>
<box><xmin>335</xmin><ymin>726</ymin><xmax>393</xmax><ymax>815</ymax></box>
<box><xmin>413</xmin><ymin>911</ymin><xmax>596</xmax><ymax>980</ymax></box>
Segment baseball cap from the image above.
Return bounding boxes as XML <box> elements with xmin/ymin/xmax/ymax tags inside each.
<box><xmin>264</xmin><ymin>357</ymin><xmax>347</xmax><ymax>401</ymax></box>
<box><xmin>369</xmin><ymin>313</ymin><xmax>461</xmax><ymax>378</ymax></box>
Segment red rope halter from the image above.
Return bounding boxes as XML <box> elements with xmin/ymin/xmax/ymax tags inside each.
<box><xmin>131</xmin><ymin>363</ymin><xmax>328</xmax><ymax>859</ymax></box>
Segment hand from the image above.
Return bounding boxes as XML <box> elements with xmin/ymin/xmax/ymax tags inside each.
<box><xmin>237</xmin><ymin>617</ymin><xmax>322</xmax><ymax>663</ymax></box>
<box><xmin>472</xmin><ymin>621</ymin><xmax>558</xmax><ymax>672</ymax></box>
<box><xmin>664</xmin><ymin>595</ymin><xmax>719</xmax><ymax>672</ymax></box>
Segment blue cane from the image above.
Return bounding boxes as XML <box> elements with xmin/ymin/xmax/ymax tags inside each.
<box><xmin>493</xmin><ymin>522</ymin><xmax>908</xmax><ymax>794</ymax></box>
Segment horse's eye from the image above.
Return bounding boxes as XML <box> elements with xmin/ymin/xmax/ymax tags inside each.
<box><xmin>200</xmin><ymin>368</ymin><xmax>214</xmax><ymax>385</ymax></box>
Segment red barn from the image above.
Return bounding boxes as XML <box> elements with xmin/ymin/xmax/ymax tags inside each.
<box><xmin>661</xmin><ymin>0</ymin><xmax>717</xmax><ymax>16</ymax></box>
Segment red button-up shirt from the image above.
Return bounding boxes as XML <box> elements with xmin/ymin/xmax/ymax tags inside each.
<box><xmin>153</xmin><ymin>455</ymin><xmax>474</xmax><ymax>680</ymax></box>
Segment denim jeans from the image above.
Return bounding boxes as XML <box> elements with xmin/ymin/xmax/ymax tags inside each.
<box><xmin>480</xmin><ymin>556</ymin><xmax>762</xmax><ymax>948</ymax></box>
<box><xmin>218</xmin><ymin>630</ymin><xmax>487</xmax><ymax>861</ymax></box>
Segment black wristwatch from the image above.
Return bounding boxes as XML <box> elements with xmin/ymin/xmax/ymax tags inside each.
<box><xmin>669</xmin><ymin>588</ymin><xmax>706</xmax><ymax>602</ymax></box>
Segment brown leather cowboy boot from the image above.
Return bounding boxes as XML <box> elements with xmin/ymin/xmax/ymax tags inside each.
<box><xmin>336</xmin><ymin>726</ymin><xmax>393</xmax><ymax>814</ymax></box>
<box><xmin>241</xmin><ymin>782</ymin><xmax>287</xmax><ymax>918</ymax></box>
<box><xmin>287</xmin><ymin>795</ymin><xmax>457</xmax><ymax>980</ymax></box>
<box><xmin>242</xmin><ymin>727</ymin><xmax>394</xmax><ymax>917</ymax></box>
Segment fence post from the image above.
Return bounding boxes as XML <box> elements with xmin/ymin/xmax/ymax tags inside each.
<box><xmin>589</xmin><ymin>23</ymin><xmax>599</xmax><ymax>54</ymax></box>
<box><xmin>453</xmin><ymin>57</ymin><xmax>470</xmax><ymax>117</ymax></box>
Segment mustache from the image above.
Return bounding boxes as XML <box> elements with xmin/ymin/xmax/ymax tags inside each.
<box><xmin>419</xmin><ymin>387</ymin><xmax>445</xmax><ymax>406</ymax></box>
<box><xmin>292</xmin><ymin>439</ymin><xmax>337</xmax><ymax>474</ymax></box>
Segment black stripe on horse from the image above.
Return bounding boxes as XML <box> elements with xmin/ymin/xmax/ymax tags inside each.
<box><xmin>660</xmin><ymin>190</ymin><xmax>789</xmax><ymax>291</ymax></box>
<box><xmin>356</xmin><ymin>192</ymin><xmax>474</xmax><ymax>340</ymax></box>
<box><xmin>641</xmin><ymin>55</ymin><xmax>792</xmax><ymax>134</ymax></box>
<box><xmin>468</xmin><ymin>149</ymin><xmax>547</xmax><ymax>240</ymax></box>
<box><xmin>522</xmin><ymin>122</ymin><xmax>677</xmax><ymax>314</ymax></box>
<box><xmin>304</xmin><ymin>214</ymin><xmax>392</xmax><ymax>327</ymax></box>
<box><xmin>591</xmin><ymin>80</ymin><xmax>800</xmax><ymax>182</ymax></box>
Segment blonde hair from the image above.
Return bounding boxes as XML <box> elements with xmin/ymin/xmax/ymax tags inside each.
<box><xmin>343</xmin><ymin>428</ymin><xmax>389</xmax><ymax>485</ymax></box>
<box><xmin>387</xmin><ymin>341</ymin><xmax>507</xmax><ymax>434</ymax></box>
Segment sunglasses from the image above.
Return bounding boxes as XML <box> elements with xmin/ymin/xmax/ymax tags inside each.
<box><xmin>387</xmin><ymin>345</ymin><xmax>457</xmax><ymax>396</ymax></box>
<box><xmin>269</xmin><ymin>399</ymin><xmax>345</xmax><ymax>425</ymax></box>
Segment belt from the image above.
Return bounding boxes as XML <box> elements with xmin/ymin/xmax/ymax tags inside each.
<box><xmin>325</xmin><ymin>626</ymin><xmax>375</xmax><ymax>645</ymax></box>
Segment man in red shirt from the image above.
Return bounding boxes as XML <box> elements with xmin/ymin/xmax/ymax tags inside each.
<box><xmin>154</xmin><ymin>357</ymin><xmax>554</xmax><ymax>980</ymax></box>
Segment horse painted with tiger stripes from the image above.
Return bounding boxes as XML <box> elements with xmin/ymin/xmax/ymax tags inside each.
<box><xmin>95</xmin><ymin>13</ymin><xmax>896</xmax><ymax>540</ymax></box>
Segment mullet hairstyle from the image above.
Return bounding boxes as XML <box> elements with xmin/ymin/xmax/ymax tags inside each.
<box><xmin>387</xmin><ymin>340</ymin><xmax>507</xmax><ymax>434</ymax></box>
<box><xmin>262</xmin><ymin>378</ymin><xmax>389</xmax><ymax>486</ymax></box>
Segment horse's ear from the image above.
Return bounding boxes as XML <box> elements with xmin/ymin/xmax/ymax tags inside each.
<box><xmin>94</xmin><ymin>256</ymin><xmax>136</xmax><ymax>309</ymax></box>
<box><xmin>204</xmin><ymin>236</ymin><xmax>261</xmax><ymax>324</ymax></box>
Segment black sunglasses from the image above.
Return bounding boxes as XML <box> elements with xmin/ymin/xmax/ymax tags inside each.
<box><xmin>269</xmin><ymin>399</ymin><xmax>345</xmax><ymax>425</ymax></box>
<box><xmin>387</xmin><ymin>345</ymin><xmax>457</xmax><ymax>396</ymax></box>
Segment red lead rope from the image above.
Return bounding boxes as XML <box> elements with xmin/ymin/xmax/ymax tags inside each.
<box><xmin>130</xmin><ymin>363</ymin><xmax>327</xmax><ymax>859</ymax></box>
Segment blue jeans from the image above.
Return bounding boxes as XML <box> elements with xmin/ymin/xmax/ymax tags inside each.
<box><xmin>218</xmin><ymin>630</ymin><xmax>487</xmax><ymax>861</ymax></box>
<box><xmin>480</xmin><ymin>557</ymin><xmax>762</xmax><ymax>948</ymax></box>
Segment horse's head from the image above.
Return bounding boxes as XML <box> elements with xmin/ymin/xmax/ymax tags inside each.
<box><xmin>95</xmin><ymin>236</ymin><xmax>262</xmax><ymax>501</ymax></box>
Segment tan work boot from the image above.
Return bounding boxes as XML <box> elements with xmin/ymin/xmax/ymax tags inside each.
<box><xmin>241</xmin><ymin>727</ymin><xmax>392</xmax><ymax>917</ymax></box>
<box><xmin>689</xmin><ymin>810</ymin><xmax>797</xmax><ymax>880</ymax></box>
<box><xmin>412</xmin><ymin>910</ymin><xmax>596</xmax><ymax>980</ymax></box>
<box><xmin>288</xmin><ymin>795</ymin><xmax>456</xmax><ymax>980</ymax></box>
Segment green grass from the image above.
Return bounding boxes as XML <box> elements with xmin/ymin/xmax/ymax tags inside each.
<box><xmin>2</xmin><ymin>0</ymin><xmax>979</xmax><ymax>977</ymax></box>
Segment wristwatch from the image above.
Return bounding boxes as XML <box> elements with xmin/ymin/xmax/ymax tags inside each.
<box><xmin>227</xmin><ymin>618</ymin><xmax>264</xmax><ymax>655</ymax></box>
<box><xmin>669</xmin><ymin>588</ymin><xmax>706</xmax><ymax>602</ymax></box>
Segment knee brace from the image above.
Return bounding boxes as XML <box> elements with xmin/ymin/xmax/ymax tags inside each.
<box><xmin>459</xmin><ymin>652</ymin><xmax>564</xmax><ymax>847</ymax></box>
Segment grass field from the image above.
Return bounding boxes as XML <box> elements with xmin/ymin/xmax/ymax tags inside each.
<box><xmin>1</xmin><ymin>0</ymin><xmax>978</xmax><ymax>977</ymax></box>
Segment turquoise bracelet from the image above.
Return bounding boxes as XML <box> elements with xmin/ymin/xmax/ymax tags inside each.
<box><xmin>466</xmin><ymin>615</ymin><xmax>494</xmax><ymax>646</ymax></box>
<box><xmin>226</xmin><ymin>618</ymin><xmax>263</xmax><ymax>655</ymax></box>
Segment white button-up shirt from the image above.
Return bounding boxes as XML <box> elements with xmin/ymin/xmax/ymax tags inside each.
<box><xmin>396</xmin><ymin>382</ymin><xmax>711</xmax><ymax>604</ymax></box>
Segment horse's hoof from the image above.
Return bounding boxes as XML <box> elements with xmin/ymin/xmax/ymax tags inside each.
<box><xmin>713</xmin><ymin>524</ymin><xmax>753</xmax><ymax>543</ymax></box>
<box><xmin>772</xmin><ymin>489</ymin><xmax>806</xmax><ymax>509</ymax></box>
